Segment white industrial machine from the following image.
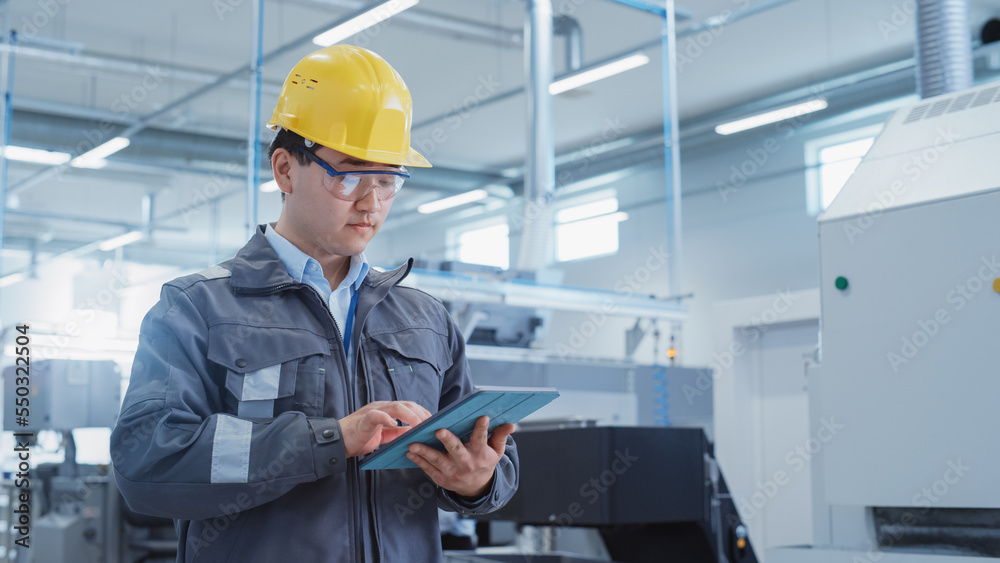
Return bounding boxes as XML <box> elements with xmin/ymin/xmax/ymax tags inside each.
<box><xmin>770</xmin><ymin>82</ymin><xmax>1000</xmax><ymax>562</ymax></box>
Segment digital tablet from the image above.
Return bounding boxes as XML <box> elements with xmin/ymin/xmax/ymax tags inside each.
<box><xmin>359</xmin><ymin>386</ymin><xmax>559</xmax><ymax>470</ymax></box>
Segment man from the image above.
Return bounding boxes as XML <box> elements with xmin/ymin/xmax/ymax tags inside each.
<box><xmin>110</xmin><ymin>45</ymin><xmax>518</xmax><ymax>562</ymax></box>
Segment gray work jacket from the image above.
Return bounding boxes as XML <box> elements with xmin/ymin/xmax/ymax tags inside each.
<box><xmin>110</xmin><ymin>225</ymin><xmax>518</xmax><ymax>562</ymax></box>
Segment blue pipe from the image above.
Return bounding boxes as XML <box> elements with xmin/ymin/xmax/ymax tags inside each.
<box><xmin>0</xmin><ymin>30</ymin><xmax>17</xmax><ymax>284</ymax></box>
<box><xmin>246</xmin><ymin>0</ymin><xmax>265</xmax><ymax>238</ymax></box>
<box><xmin>662</xmin><ymin>3</ymin><xmax>683</xmax><ymax>310</ymax></box>
<box><xmin>604</xmin><ymin>0</ymin><xmax>666</xmax><ymax>17</ymax></box>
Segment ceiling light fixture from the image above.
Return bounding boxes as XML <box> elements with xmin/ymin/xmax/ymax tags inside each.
<box><xmin>313</xmin><ymin>0</ymin><xmax>420</xmax><ymax>47</ymax></box>
<box><xmin>71</xmin><ymin>136</ymin><xmax>131</xmax><ymax>169</ymax></box>
<box><xmin>1</xmin><ymin>145</ymin><xmax>72</xmax><ymax>165</ymax></box>
<box><xmin>715</xmin><ymin>99</ymin><xmax>829</xmax><ymax>135</ymax></box>
<box><xmin>417</xmin><ymin>189</ymin><xmax>488</xmax><ymax>214</ymax></box>
<box><xmin>549</xmin><ymin>52</ymin><xmax>650</xmax><ymax>96</ymax></box>
<box><xmin>260</xmin><ymin>180</ymin><xmax>279</xmax><ymax>193</ymax></box>
<box><xmin>97</xmin><ymin>230</ymin><xmax>144</xmax><ymax>252</ymax></box>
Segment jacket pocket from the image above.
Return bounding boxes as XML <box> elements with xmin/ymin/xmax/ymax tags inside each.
<box><xmin>364</xmin><ymin>330</ymin><xmax>446</xmax><ymax>414</ymax></box>
<box><xmin>223</xmin><ymin>363</ymin><xmax>293</xmax><ymax>418</ymax></box>
<box><xmin>207</xmin><ymin>324</ymin><xmax>329</xmax><ymax>418</ymax></box>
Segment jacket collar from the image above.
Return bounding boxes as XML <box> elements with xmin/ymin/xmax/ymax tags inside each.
<box><xmin>363</xmin><ymin>257</ymin><xmax>413</xmax><ymax>289</ymax></box>
<box><xmin>230</xmin><ymin>224</ymin><xmax>412</xmax><ymax>291</ymax></box>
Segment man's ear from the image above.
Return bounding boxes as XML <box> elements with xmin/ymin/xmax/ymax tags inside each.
<box><xmin>271</xmin><ymin>148</ymin><xmax>295</xmax><ymax>195</ymax></box>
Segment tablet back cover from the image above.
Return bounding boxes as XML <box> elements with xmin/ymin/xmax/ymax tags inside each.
<box><xmin>360</xmin><ymin>386</ymin><xmax>559</xmax><ymax>470</ymax></box>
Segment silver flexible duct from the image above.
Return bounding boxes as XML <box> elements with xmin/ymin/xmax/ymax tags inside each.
<box><xmin>517</xmin><ymin>0</ymin><xmax>555</xmax><ymax>271</ymax></box>
<box><xmin>915</xmin><ymin>0</ymin><xmax>973</xmax><ymax>98</ymax></box>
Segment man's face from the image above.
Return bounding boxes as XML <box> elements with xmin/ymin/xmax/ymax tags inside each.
<box><xmin>279</xmin><ymin>144</ymin><xmax>398</xmax><ymax>258</ymax></box>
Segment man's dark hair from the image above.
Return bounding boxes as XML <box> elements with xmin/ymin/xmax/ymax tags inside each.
<box><xmin>267</xmin><ymin>128</ymin><xmax>313</xmax><ymax>203</ymax></box>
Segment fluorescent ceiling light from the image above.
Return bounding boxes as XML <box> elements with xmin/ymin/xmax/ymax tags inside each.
<box><xmin>260</xmin><ymin>180</ymin><xmax>279</xmax><ymax>193</ymax></box>
<box><xmin>417</xmin><ymin>189</ymin><xmax>488</xmax><ymax>214</ymax></box>
<box><xmin>97</xmin><ymin>230</ymin><xmax>144</xmax><ymax>252</ymax></box>
<box><xmin>715</xmin><ymin>99</ymin><xmax>829</xmax><ymax>135</ymax></box>
<box><xmin>0</xmin><ymin>272</ymin><xmax>27</xmax><ymax>288</ymax></box>
<box><xmin>2</xmin><ymin>145</ymin><xmax>71</xmax><ymax>165</ymax></box>
<box><xmin>313</xmin><ymin>0</ymin><xmax>419</xmax><ymax>47</ymax></box>
<box><xmin>549</xmin><ymin>53</ymin><xmax>650</xmax><ymax>96</ymax></box>
<box><xmin>71</xmin><ymin>136</ymin><xmax>130</xmax><ymax>168</ymax></box>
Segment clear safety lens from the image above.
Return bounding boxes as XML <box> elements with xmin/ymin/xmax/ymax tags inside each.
<box><xmin>296</xmin><ymin>147</ymin><xmax>407</xmax><ymax>202</ymax></box>
<box><xmin>322</xmin><ymin>173</ymin><xmax>405</xmax><ymax>201</ymax></box>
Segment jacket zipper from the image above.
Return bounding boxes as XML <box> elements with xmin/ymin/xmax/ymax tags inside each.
<box><xmin>232</xmin><ymin>283</ymin><xmax>296</xmax><ymax>296</ymax></box>
<box><xmin>304</xmin><ymin>285</ymin><xmax>371</xmax><ymax>563</ymax></box>
<box><xmin>370</xmin><ymin>471</ymin><xmax>381</xmax><ymax>563</ymax></box>
<box><xmin>238</xmin><ymin>282</ymin><xmax>369</xmax><ymax>561</ymax></box>
<box><xmin>361</xmin><ymin>351</ymin><xmax>383</xmax><ymax>563</ymax></box>
<box><xmin>238</xmin><ymin>278</ymin><xmax>398</xmax><ymax>561</ymax></box>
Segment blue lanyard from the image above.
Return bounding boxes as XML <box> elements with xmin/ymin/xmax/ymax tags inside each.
<box><xmin>343</xmin><ymin>288</ymin><xmax>359</xmax><ymax>355</ymax></box>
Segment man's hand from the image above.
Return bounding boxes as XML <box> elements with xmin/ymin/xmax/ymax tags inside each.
<box><xmin>339</xmin><ymin>401</ymin><xmax>431</xmax><ymax>458</ymax></box>
<box><xmin>405</xmin><ymin>416</ymin><xmax>515</xmax><ymax>499</ymax></box>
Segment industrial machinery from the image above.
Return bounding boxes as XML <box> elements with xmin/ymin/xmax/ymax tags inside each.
<box><xmin>481</xmin><ymin>427</ymin><xmax>757</xmax><ymax>563</ymax></box>
<box><xmin>405</xmin><ymin>260</ymin><xmax>738</xmax><ymax>561</ymax></box>
<box><xmin>769</xmin><ymin>81</ymin><xmax>1000</xmax><ymax>562</ymax></box>
<box><xmin>410</xmin><ymin>260</ymin><xmax>550</xmax><ymax>349</ymax></box>
<box><xmin>0</xmin><ymin>359</ymin><xmax>176</xmax><ymax>563</ymax></box>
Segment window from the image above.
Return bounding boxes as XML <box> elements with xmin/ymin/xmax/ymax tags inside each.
<box><xmin>805</xmin><ymin>125</ymin><xmax>882</xmax><ymax>215</ymax></box>
<box><xmin>555</xmin><ymin>196</ymin><xmax>627</xmax><ymax>262</ymax></box>
<box><xmin>453</xmin><ymin>222</ymin><xmax>509</xmax><ymax>269</ymax></box>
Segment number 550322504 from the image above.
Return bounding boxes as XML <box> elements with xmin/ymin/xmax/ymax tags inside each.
<box><xmin>13</xmin><ymin>324</ymin><xmax>30</xmax><ymax>427</ymax></box>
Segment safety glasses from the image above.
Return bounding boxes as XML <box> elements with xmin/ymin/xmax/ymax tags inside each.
<box><xmin>296</xmin><ymin>147</ymin><xmax>409</xmax><ymax>201</ymax></box>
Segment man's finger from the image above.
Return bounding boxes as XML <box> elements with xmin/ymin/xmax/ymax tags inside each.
<box><xmin>435</xmin><ymin>429</ymin><xmax>470</xmax><ymax>463</ymax></box>
<box><xmin>403</xmin><ymin>401</ymin><xmax>432</xmax><ymax>419</ymax></box>
<box><xmin>487</xmin><ymin>423</ymin><xmax>515</xmax><ymax>456</ymax></box>
<box><xmin>380</xmin><ymin>426</ymin><xmax>411</xmax><ymax>444</ymax></box>
<box><xmin>392</xmin><ymin>401</ymin><xmax>429</xmax><ymax>426</ymax></box>
<box><xmin>409</xmin><ymin>443</ymin><xmax>450</xmax><ymax>471</ymax></box>
<box><xmin>471</xmin><ymin>416</ymin><xmax>490</xmax><ymax>446</ymax></box>
<box><xmin>379</xmin><ymin>402</ymin><xmax>425</xmax><ymax>427</ymax></box>
<box><xmin>407</xmin><ymin>451</ymin><xmax>446</xmax><ymax>486</ymax></box>
<box><xmin>360</xmin><ymin>409</ymin><xmax>398</xmax><ymax>433</ymax></box>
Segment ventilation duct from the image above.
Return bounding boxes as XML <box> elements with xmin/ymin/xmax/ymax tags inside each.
<box><xmin>915</xmin><ymin>0</ymin><xmax>973</xmax><ymax>98</ymax></box>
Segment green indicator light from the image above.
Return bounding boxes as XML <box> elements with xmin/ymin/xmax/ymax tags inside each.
<box><xmin>835</xmin><ymin>276</ymin><xmax>849</xmax><ymax>291</ymax></box>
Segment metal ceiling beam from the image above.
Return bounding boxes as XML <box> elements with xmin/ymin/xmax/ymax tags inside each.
<box><xmin>280</xmin><ymin>0</ymin><xmax>523</xmax><ymax>48</ymax></box>
<box><xmin>413</xmin><ymin>0</ymin><xmax>799</xmax><ymax>132</ymax></box>
<box><xmin>502</xmin><ymin>40</ymin><xmax>1000</xmax><ymax>192</ymax></box>
<box><xmin>391</xmin><ymin>44</ymin><xmax>1000</xmax><ymax>231</ymax></box>
<box><xmin>4</xmin><ymin>2</ymin><xmax>415</xmax><ymax>198</ymax></box>
<box><xmin>0</xmin><ymin>42</ymin><xmax>284</xmax><ymax>94</ymax></box>
<box><xmin>7</xmin><ymin>108</ymin><xmax>504</xmax><ymax>190</ymax></box>
<box><xmin>602</xmin><ymin>0</ymin><xmax>693</xmax><ymax>20</ymax></box>
<box><xmin>5</xmin><ymin>209</ymin><xmax>186</xmax><ymax>233</ymax></box>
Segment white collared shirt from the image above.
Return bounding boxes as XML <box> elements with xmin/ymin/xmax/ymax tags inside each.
<box><xmin>264</xmin><ymin>224</ymin><xmax>369</xmax><ymax>361</ymax></box>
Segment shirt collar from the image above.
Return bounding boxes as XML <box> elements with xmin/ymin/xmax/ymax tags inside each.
<box><xmin>264</xmin><ymin>224</ymin><xmax>369</xmax><ymax>291</ymax></box>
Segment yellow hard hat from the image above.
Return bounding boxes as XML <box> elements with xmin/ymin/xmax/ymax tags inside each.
<box><xmin>268</xmin><ymin>45</ymin><xmax>431</xmax><ymax>168</ymax></box>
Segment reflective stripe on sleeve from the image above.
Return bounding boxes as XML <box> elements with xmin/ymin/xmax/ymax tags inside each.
<box><xmin>211</xmin><ymin>415</ymin><xmax>253</xmax><ymax>483</ymax></box>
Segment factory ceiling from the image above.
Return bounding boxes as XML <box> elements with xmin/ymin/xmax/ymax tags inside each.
<box><xmin>1</xmin><ymin>0</ymin><xmax>999</xmax><ymax>271</ymax></box>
